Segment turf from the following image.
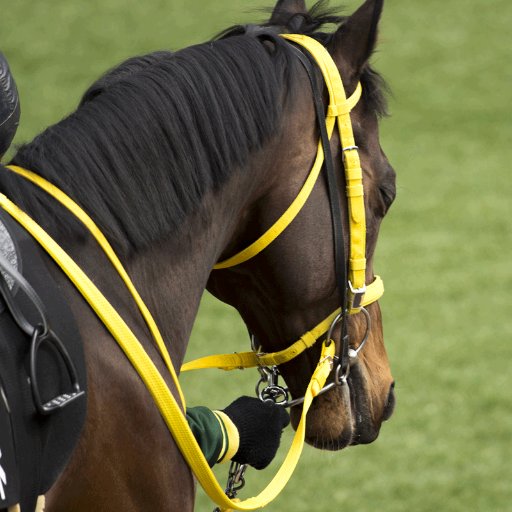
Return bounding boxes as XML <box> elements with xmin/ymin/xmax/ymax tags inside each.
<box><xmin>1</xmin><ymin>0</ymin><xmax>511</xmax><ymax>510</ymax></box>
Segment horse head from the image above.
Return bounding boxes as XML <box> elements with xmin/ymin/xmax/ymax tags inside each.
<box><xmin>0</xmin><ymin>2</ymin><xmax>399</xmax><ymax>508</ymax></box>
<box><xmin>208</xmin><ymin>0</ymin><xmax>396</xmax><ymax>450</ymax></box>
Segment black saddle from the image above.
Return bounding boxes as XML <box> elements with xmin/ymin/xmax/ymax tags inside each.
<box><xmin>0</xmin><ymin>52</ymin><xmax>20</xmax><ymax>157</ymax></box>
<box><xmin>0</xmin><ymin>208</ymin><xmax>87</xmax><ymax>512</ymax></box>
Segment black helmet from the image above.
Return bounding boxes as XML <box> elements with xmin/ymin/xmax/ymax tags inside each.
<box><xmin>0</xmin><ymin>52</ymin><xmax>20</xmax><ymax>157</ymax></box>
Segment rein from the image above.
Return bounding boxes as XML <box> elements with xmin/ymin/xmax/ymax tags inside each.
<box><xmin>0</xmin><ymin>35</ymin><xmax>384</xmax><ymax>511</ymax></box>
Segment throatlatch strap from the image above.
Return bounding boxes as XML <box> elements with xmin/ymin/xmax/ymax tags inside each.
<box><xmin>213</xmin><ymin>71</ymin><xmax>362</xmax><ymax>270</ymax></box>
<box><xmin>185</xmin><ymin>34</ymin><xmax>383</xmax><ymax>375</ymax></box>
<box><xmin>214</xmin><ymin>34</ymin><xmax>371</xmax><ymax>314</ymax></box>
<box><xmin>213</xmin><ymin>115</ymin><xmax>335</xmax><ymax>269</ymax></box>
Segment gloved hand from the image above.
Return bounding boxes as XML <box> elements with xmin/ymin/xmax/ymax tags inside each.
<box><xmin>221</xmin><ymin>396</ymin><xmax>290</xmax><ymax>470</ymax></box>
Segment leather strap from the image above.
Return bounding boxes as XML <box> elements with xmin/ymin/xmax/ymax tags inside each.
<box><xmin>290</xmin><ymin>44</ymin><xmax>349</xmax><ymax>355</ymax></box>
<box><xmin>213</xmin><ymin>71</ymin><xmax>362</xmax><ymax>271</ymax></box>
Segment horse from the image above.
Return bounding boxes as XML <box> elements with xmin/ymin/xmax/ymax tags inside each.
<box><xmin>0</xmin><ymin>0</ymin><xmax>396</xmax><ymax>510</ymax></box>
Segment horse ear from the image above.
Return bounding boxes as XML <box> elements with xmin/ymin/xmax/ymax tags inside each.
<box><xmin>270</xmin><ymin>0</ymin><xmax>307</xmax><ymax>25</ymax></box>
<box><xmin>329</xmin><ymin>0</ymin><xmax>384</xmax><ymax>82</ymax></box>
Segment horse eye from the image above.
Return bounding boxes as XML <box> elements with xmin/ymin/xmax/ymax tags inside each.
<box><xmin>378</xmin><ymin>183</ymin><xmax>396</xmax><ymax>213</ymax></box>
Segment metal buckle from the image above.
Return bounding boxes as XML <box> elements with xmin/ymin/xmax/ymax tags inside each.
<box><xmin>348</xmin><ymin>280</ymin><xmax>366</xmax><ymax>312</ymax></box>
<box><xmin>269</xmin><ymin>305</ymin><xmax>373</xmax><ymax>409</ymax></box>
<box><xmin>256</xmin><ymin>366</ymin><xmax>290</xmax><ymax>406</ymax></box>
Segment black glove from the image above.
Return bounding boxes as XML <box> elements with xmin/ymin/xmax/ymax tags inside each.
<box><xmin>222</xmin><ymin>396</ymin><xmax>290</xmax><ymax>470</ymax></box>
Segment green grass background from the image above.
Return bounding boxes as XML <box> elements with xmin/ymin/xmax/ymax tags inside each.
<box><xmin>1</xmin><ymin>0</ymin><xmax>511</xmax><ymax>510</ymax></box>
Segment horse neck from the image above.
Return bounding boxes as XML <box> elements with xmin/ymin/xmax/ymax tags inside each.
<box><xmin>91</xmin><ymin>159</ymin><xmax>274</xmax><ymax>369</ymax></box>
<box><xmin>123</xmin><ymin>217</ymin><xmax>219</xmax><ymax>367</ymax></box>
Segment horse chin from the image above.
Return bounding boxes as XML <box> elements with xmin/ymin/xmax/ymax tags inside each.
<box><xmin>289</xmin><ymin>363</ymin><xmax>395</xmax><ymax>451</ymax></box>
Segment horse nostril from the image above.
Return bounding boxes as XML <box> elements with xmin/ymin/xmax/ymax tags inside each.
<box><xmin>382</xmin><ymin>381</ymin><xmax>396</xmax><ymax>421</ymax></box>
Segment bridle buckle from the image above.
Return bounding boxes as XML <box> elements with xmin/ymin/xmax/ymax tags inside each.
<box><xmin>348</xmin><ymin>280</ymin><xmax>366</xmax><ymax>312</ymax></box>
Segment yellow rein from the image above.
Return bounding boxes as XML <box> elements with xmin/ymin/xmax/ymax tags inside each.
<box><xmin>0</xmin><ymin>182</ymin><xmax>335</xmax><ymax>512</ymax></box>
<box><xmin>1</xmin><ymin>34</ymin><xmax>384</xmax><ymax>511</ymax></box>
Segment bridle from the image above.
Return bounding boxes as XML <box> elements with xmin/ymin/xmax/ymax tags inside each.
<box><xmin>183</xmin><ymin>34</ymin><xmax>384</xmax><ymax>407</ymax></box>
<box><xmin>0</xmin><ymin>34</ymin><xmax>385</xmax><ymax>511</ymax></box>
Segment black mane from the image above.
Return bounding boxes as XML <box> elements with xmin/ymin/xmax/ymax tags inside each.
<box><xmin>4</xmin><ymin>2</ymin><xmax>387</xmax><ymax>256</ymax></box>
<box><xmin>6</xmin><ymin>36</ymin><xmax>294</xmax><ymax>255</ymax></box>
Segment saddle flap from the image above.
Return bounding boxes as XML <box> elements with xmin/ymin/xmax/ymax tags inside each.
<box><xmin>0</xmin><ymin>209</ymin><xmax>87</xmax><ymax>511</ymax></box>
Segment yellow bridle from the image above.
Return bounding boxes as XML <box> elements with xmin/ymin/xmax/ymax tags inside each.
<box><xmin>0</xmin><ymin>35</ymin><xmax>384</xmax><ymax>511</ymax></box>
<box><xmin>184</xmin><ymin>34</ymin><xmax>384</xmax><ymax>374</ymax></box>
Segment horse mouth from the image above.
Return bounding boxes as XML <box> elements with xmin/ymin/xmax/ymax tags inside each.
<box><xmin>290</xmin><ymin>364</ymin><xmax>396</xmax><ymax>451</ymax></box>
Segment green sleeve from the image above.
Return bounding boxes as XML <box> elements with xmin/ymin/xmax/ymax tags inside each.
<box><xmin>186</xmin><ymin>406</ymin><xmax>226</xmax><ymax>467</ymax></box>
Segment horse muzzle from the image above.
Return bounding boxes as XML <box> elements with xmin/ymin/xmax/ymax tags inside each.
<box><xmin>290</xmin><ymin>362</ymin><xmax>396</xmax><ymax>451</ymax></box>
